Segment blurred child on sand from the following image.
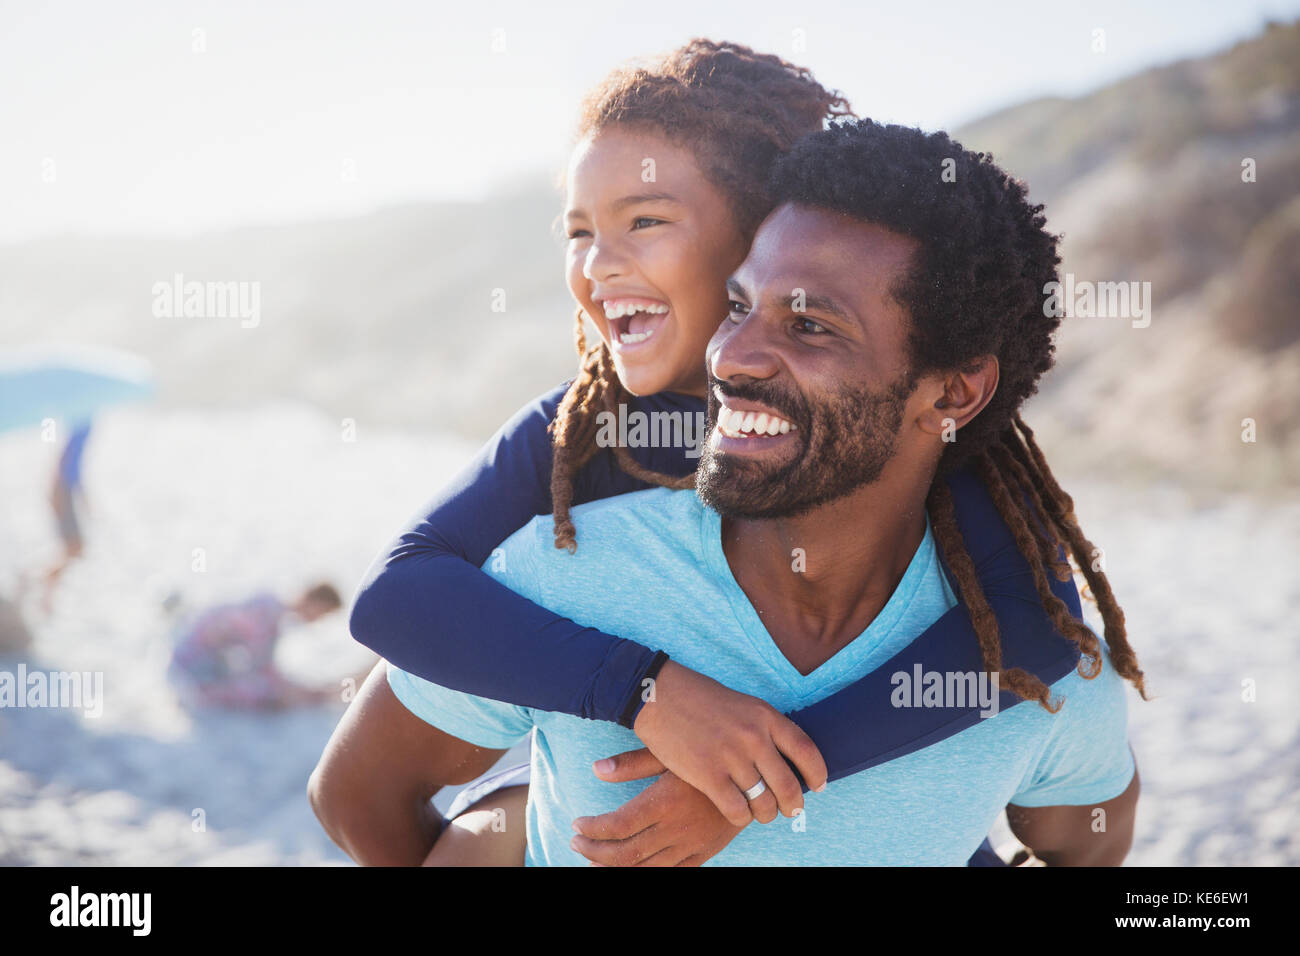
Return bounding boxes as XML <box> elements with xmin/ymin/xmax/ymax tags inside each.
<box><xmin>167</xmin><ymin>582</ymin><xmax>360</xmax><ymax>710</ymax></box>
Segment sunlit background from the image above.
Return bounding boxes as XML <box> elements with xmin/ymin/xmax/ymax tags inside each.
<box><xmin>2</xmin><ymin>0</ymin><xmax>1297</xmax><ymax>865</ymax></box>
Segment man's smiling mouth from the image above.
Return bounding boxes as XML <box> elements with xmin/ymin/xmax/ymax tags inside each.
<box><xmin>715</xmin><ymin>402</ymin><xmax>796</xmax><ymax>438</ymax></box>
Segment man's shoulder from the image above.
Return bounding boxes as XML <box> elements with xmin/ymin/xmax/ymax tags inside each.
<box><xmin>1047</xmin><ymin>638</ymin><xmax>1129</xmax><ymax>711</ymax></box>
<box><xmin>572</xmin><ymin>487</ymin><xmax>705</xmax><ymax>550</ymax></box>
<box><xmin>945</xmin><ymin>636</ymin><xmax>1131</xmax><ymax>763</ymax></box>
<box><xmin>1000</xmin><ymin>637</ymin><xmax>1135</xmax><ymax>807</ymax></box>
<box><xmin>572</xmin><ymin>484</ymin><xmax>697</xmax><ymax>519</ymax></box>
<box><xmin>992</xmin><ymin>637</ymin><xmax>1132</xmax><ymax>765</ymax></box>
<box><xmin>506</xmin><ymin>487</ymin><xmax>706</xmax><ymax>570</ymax></box>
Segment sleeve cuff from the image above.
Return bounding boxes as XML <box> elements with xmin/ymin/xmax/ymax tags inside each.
<box><xmin>1009</xmin><ymin>747</ymin><xmax>1136</xmax><ymax>808</ymax></box>
<box><xmin>615</xmin><ymin>649</ymin><xmax>671</xmax><ymax>729</ymax></box>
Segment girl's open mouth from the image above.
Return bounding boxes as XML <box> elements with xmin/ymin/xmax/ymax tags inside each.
<box><xmin>601</xmin><ymin>298</ymin><xmax>670</xmax><ymax>351</ymax></box>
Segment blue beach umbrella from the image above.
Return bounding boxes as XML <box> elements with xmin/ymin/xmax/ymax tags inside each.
<box><xmin>0</xmin><ymin>345</ymin><xmax>155</xmax><ymax>434</ymax></box>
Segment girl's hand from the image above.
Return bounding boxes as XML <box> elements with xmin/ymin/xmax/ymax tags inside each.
<box><xmin>632</xmin><ymin>661</ymin><xmax>827</xmax><ymax>827</ymax></box>
<box><xmin>570</xmin><ymin>748</ymin><xmax>744</xmax><ymax>866</ymax></box>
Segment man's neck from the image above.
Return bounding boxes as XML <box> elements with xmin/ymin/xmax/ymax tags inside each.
<box><xmin>720</xmin><ymin>458</ymin><xmax>936</xmax><ymax>676</ymax></box>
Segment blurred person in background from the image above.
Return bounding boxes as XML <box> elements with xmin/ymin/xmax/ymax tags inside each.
<box><xmin>41</xmin><ymin>418</ymin><xmax>92</xmax><ymax>614</ymax></box>
<box><xmin>167</xmin><ymin>582</ymin><xmax>353</xmax><ymax>711</ymax></box>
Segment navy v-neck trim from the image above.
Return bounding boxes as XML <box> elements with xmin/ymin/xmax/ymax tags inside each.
<box><xmin>698</xmin><ymin>504</ymin><xmax>936</xmax><ymax>708</ymax></box>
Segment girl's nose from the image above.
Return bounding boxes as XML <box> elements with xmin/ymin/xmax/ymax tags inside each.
<box><xmin>583</xmin><ymin>235</ymin><xmax>629</xmax><ymax>283</ymax></box>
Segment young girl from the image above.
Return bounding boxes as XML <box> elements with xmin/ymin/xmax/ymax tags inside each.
<box><xmin>331</xmin><ymin>40</ymin><xmax>1098</xmax><ymax>866</ymax></box>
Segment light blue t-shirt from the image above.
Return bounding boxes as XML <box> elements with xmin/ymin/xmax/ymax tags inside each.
<box><xmin>389</xmin><ymin>487</ymin><xmax>1134</xmax><ymax>866</ymax></box>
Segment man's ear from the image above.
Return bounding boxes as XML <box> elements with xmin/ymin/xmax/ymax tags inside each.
<box><xmin>916</xmin><ymin>355</ymin><xmax>999</xmax><ymax>438</ymax></box>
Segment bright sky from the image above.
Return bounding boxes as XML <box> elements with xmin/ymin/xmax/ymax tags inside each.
<box><xmin>3</xmin><ymin>0</ymin><xmax>1297</xmax><ymax>242</ymax></box>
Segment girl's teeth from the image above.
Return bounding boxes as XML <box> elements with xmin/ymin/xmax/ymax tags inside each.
<box><xmin>603</xmin><ymin>301</ymin><xmax>669</xmax><ymax>319</ymax></box>
<box><xmin>603</xmin><ymin>300</ymin><xmax>670</xmax><ymax>346</ymax></box>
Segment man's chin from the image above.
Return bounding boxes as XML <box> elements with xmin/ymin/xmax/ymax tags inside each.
<box><xmin>697</xmin><ymin>448</ymin><xmax>890</xmax><ymax>521</ymax></box>
<box><xmin>701</xmin><ymin>495</ymin><xmax>814</xmax><ymax>521</ymax></box>
<box><xmin>697</xmin><ymin>467</ymin><xmax>812</xmax><ymax>520</ymax></box>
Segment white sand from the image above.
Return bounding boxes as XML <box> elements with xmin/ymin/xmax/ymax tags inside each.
<box><xmin>1</xmin><ymin>404</ymin><xmax>1295</xmax><ymax>865</ymax></box>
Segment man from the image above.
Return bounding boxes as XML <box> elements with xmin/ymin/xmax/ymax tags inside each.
<box><xmin>310</xmin><ymin>119</ymin><xmax>1142</xmax><ymax>866</ymax></box>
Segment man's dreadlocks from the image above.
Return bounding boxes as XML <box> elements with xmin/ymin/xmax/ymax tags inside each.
<box><xmin>767</xmin><ymin>119</ymin><xmax>1147</xmax><ymax>709</ymax></box>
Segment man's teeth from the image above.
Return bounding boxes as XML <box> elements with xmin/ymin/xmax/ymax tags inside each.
<box><xmin>715</xmin><ymin>405</ymin><xmax>795</xmax><ymax>438</ymax></box>
<box><xmin>602</xmin><ymin>300</ymin><xmax>670</xmax><ymax>320</ymax></box>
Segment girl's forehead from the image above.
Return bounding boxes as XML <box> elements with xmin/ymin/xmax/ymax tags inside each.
<box><xmin>573</xmin><ymin>124</ymin><xmax>677</xmax><ymax>157</ymax></box>
<box><xmin>566</xmin><ymin>127</ymin><xmax>691</xmax><ymax>178</ymax></box>
<box><xmin>567</xmin><ymin>127</ymin><xmax>702</xmax><ymax>192</ymax></box>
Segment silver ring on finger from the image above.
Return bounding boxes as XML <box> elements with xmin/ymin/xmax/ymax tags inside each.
<box><xmin>743</xmin><ymin>778</ymin><xmax>767</xmax><ymax>801</ymax></box>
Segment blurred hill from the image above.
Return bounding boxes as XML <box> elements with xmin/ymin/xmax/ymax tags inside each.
<box><xmin>2</xmin><ymin>21</ymin><xmax>1296</xmax><ymax>489</ymax></box>
<box><xmin>955</xmin><ymin>19</ymin><xmax>1300</xmax><ymax>490</ymax></box>
<box><xmin>0</xmin><ymin>182</ymin><xmax>580</xmax><ymax>441</ymax></box>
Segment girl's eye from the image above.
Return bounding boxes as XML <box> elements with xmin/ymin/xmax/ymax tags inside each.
<box><xmin>566</xmin><ymin>229</ymin><xmax>591</xmax><ymax>240</ymax></box>
<box><xmin>631</xmin><ymin>216</ymin><xmax>664</xmax><ymax>230</ymax></box>
<box><xmin>794</xmin><ymin>317</ymin><xmax>830</xmax><ymax>335</ymax></box>
<box><xmin>726</xmin><ymin>300</ymin><xmax>749</xmax><ymax>322</ymax></box>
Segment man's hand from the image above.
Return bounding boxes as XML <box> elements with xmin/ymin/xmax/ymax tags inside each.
<box><xmin>570</xmin><ymin>748</ymin><xmax>744</xmax><ymax>866</ymax></box>
<box><xmin>633</xmin><ymin>661</ymin><xmax>826</xmax><ymax>827</ymax></box>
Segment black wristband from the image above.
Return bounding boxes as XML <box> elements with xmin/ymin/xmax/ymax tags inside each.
<box><xmin>617</xmin><ymin>650</ymin><xmax>671</xmax><ymax>729</ymax></box>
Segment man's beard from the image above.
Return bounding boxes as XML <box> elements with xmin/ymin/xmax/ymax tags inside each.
<box><xmin>697</xmin><ymin>370</ymin><xmax>917</xmax><ymax>520</ymax></box>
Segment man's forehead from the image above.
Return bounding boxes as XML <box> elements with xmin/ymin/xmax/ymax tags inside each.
<box><xmin>737</xmin><ymin>203</ymin><xmax>918</xmax><ymax>297</ymax></box>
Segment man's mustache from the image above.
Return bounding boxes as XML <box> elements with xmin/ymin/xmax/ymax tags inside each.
<box><xmin>708</xmin><ymin>377</ymin><xmax>808</xmax><ymax>434</ymax></box>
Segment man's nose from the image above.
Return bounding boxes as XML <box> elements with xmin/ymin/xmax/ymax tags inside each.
<box><xmin>709</xmin><ymin>306</ymin><xmax>782</xmax><ymax>385</ymax></box>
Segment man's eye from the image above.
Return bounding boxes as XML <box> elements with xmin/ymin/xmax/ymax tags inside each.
<box><xmin>794</xmin><ymin>317</ymin><xmax>829</xmax><ymax>335</ymax></box>
<box><xmin>566</xmin><ymin>229</ymin><xmax>591</xmax><ymax>240</ymax></box>
<box><xmin>631</xmin><ymin>217</ymin><xmax>664</xmax><ymax>230</ymax></box>
<box><xmin>726</xmin><ymin>300</ymin><xmax>749</xmax><ymax>322</ymax></box>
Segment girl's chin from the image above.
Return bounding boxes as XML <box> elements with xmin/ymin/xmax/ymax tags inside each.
<box><xmin>609</xmin><ymin>356</ymin><xmax>672</xmax><ymax>396</ymax></box>
<box><xmin>602</xmin><ymin>330</ymin><xmax>673</xmax><ymax>394</ymax></box>
<box><xmin>612</xmin><ymin>358</ymin><xmax>706</xmax><ymax>398</ymax></box>
<box><xmin>600</xmin><ymin>325</ymin><xmax>705</xmax><ymax>396</ymax></box>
